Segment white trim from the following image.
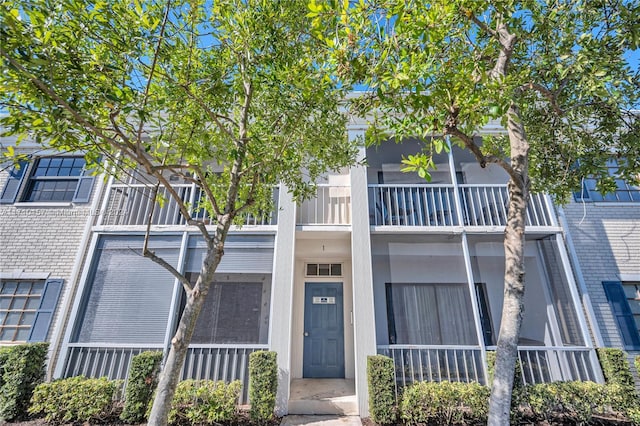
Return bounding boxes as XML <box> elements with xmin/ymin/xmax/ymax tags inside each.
<box><xmin>593</xmin><ymin>202</ymin><xmax>640</xmax><ymax>207</ymax></box>
<box><xmin>618</xmin><ymin>273</ymin><xmax>640</xmax><ymax>282</ymax></box>
<box><xmin>0</xmin><ymin>271</ymin><xmax>50</xmax><ymax>280</ymax></box>
<box><xmin>14</xmin><ymin>202</ymin><xmax>72</xmax><ymax>208</ymax></box>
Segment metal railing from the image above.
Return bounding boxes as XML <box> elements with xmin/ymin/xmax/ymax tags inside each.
<box><xmin>377</xmin><ymin>345</ymin><xmax>486</xmax><ymax>388</ymax></box>
<box><xmin>296</xmin><ymin>184</ymin><xmax>351</xmax><ymax>225</ymax></box>
<box><xmin>368</xmin><ymin>184</ymin><xmax>554</xmax><ymax>228</ymax></box>
<box><xmin>459</xmin><ymin>185</ymin><xmax>553</xmax><ymax>227</ymax></box>
<box><xmin>182</xmin><ymin>345</ymin><xmax>268</xmax><ymax>404</ymax></box>
<box><xmin>368</xmin><ymin>185</ymin><xmax>458</xmax><ymax>226</ymax></box>
<box><xmin>516</xmin><ymin>347</ymin><xmax>599</xmax><ymax>384</ymax></box>
<box><xmin>63</xmin><ymin>343</ymin><xmax>267</xmax><ymax>404</ymax></box>
<box><xmin>63</xmin><ymin>344</ymin><xmax>164</xmax><ymax>385</ymax></box>
<box><xmin>100</xmin><ymin>184</ymin><xmax>277</xmax><ymax>227</ymax></box>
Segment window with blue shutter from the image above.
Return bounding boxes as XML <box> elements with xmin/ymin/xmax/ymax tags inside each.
<box><xmin>0</xmin><ymin>160</ymin><xmax>29</xmax><ymax>203</ymax></box>
<box><xmin>602</xmin><ymin>281</ymin><xmax>640</xmax><ymax>349</ymax></box>
<box><xmin>28</xmin><ymin>279</ymin><xmax>63</xmax><ymax>342</ymax></box>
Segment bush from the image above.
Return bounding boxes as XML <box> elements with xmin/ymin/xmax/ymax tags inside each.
<box><xmin>0</xmin><ymin>342</ymin><xmax>49</xmax><ymax>421</ymax></box>
<box><xmin>400</xmin><ymin>381</ymin><xmax>489</xmax><ymax>425</ymax></box>
<box><xmin>168</xmin><ymin>380</ymin><xmax>241</xmax><ymax>425</ymax></box>
<box><xmin>120</xmin><ymin>351</ymin><xmax>163</xmax><ymax>423</ymax></box>
<box><xmin>597</xmin><ymin>348</ymin><xmax>638</xmax><ymax>415</ymax></box>
<box><xmin>29</xmin><ymin>376</ymin><xmax>120</xmax><ymax>424</ymax></box>
<box><xmin>249</xmin><ymin>351</ymin><xmax>277</xmax><ymax>422</ymax></box>
<box><xmin>366</xmin><ymin>355</ymin><xmax>396</xmax><ymax>424</ymax></box>
<box><xmin>524</xmin><ymin>381</ymin><xmax>607</xmax><ymax>424</ymax></box>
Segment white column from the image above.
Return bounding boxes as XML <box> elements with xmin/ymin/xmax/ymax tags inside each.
<box><xmin>269</xmin><ymin>185</ymin><xmax>297</xmax><ymax>416</ymax></box>
<box><xmin>348</xmin><ymin>127</ymin><xmax>377</xmax><ymax>417</ymax></box>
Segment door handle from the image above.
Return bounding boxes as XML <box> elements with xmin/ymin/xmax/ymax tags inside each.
<box><xmin>304</xmin><ymin>332</ymin><xmax>309</xmax><ymax>336</ymax></box>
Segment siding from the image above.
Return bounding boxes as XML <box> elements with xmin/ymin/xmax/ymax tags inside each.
<box><xmin>562</xmin><ymin>200</ymin><xmax>640</xmax><ymax>354</ymax></box>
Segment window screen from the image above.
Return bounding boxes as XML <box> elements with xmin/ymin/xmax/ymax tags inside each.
<box><xmin>187</xmin><ymin>273</ymin><xmax>271</xmax><ymax>344</ymax></box>
<box><xmin>386</xmin><ymin>283</ymin><xmax>477</xmax><ymax>345</ymax></box>
<box><xmin>74</xmin><ymin>236</ymin><xmax>179</xmax><ymax>344</ymax></box>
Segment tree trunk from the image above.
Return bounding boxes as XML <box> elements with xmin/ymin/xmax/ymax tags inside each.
<box><xmin>487</xmin><ymin>103</ymin><xmax>530</xmax><ymax>425</ymax></box>
<box><xmin>147</xmin><ymin>244</ymin><xmax>224</xmax><ymax>426</ymax></box>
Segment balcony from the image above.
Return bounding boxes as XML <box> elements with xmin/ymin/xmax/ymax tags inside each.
<box><xmin>296</xmin><ymin>184</ymin><xmax>351</xmax><ymax>226</ymax></box>
<box><xmin>99</xmin><ymin>183</ymin><xmax>278</xmax><ymax>227</ymax></box>
<box><xmin>368</xmin><ymin>184</ymin><xmax>555</xmax><ymax>229</ymax></box>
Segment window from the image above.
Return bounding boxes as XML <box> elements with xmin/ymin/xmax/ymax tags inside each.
<box><xmin>575</xmin><ymin>160</ymin><xmax>640</xmax><ymax>202</ymax></box>
<box><xmin>23</xmin><ymin>157</ymin><xmax>93</xmax><ymax>202</ymax></box>
<box><xmin>306</xmin><ymin>263</ymin><xmax>342</xmax><ymax>277</ymax></box>
<box><xmin>603</xmin><ymin>281</ymin><xmax>640</xmax><ymax>350</ymax></box>
<box><xmin>0</xmin><ymin>156</ymin><xmax>95</xmax><ymax>204</ymax></box>
<box><xmin>0</xmin><ymin>279</ymin><xmax>62</xmax><ymax>343</ymax></box>
<box><xmin>386</xmin><ymin>283</ymin><xmax>478</xmax><ymax>345</ymax></box>
<box><xmin>187</xmin><ymin>273</ymin><xmax>271</xmax><ymax>344</ymax></box>
<box><xmin>74</xmin><ymin>236</ymin><xmax>179</xmax><ymax>344</ymax></box>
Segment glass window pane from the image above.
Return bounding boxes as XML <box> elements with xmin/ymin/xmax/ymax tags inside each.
<box><xmin>31</xmin><ymin>281</ymin><xmax>44</xmax><ymax>294</ymax></box>
<box><xmin>10</xmin><ymin>297</ymin><xmax>27</xmax><ymax>310</ymax></box>
<box><xmin>306</xmin><ymin>264</ymin><xmax>318</xmax><ymax>276</ymax></box>
<box><xmin>15</xmin><ymin>282</ymin><xmax>32</xmax><ymax>294</ymax></box>
<box><xmin>49</xmin><ymin>158</ymin><xmax>62</xmax><ymax>168</ymax></box>
<box><xmin>2</xmin><ymin>282</ymin><xmax>17</xmax><ymax>295</ymax></box>
<box><xmin>20</xmin><ymin>312</ymin><xmax>35</xmax><ymax>325</ymax></box>
<box><xmin>318</xmin><ymin>264</ymin><xmax>330</xmax><ymax>276</ymax></box>
<box><xmin>15</xmin><ymin>328</ymin><xmax>30</xmax><ymax>341</ymax></box>
<box><xmin>0</xmin><ymin>298</ymin><xmax>11</xmax><ymax>309</ymax></box>
<box><xmin>25</xmin><ymin>297</ymin><xmax>41</xmax><ymax>310</ymax></box>
<box><xmin>331</xmin><ymin>264</ymin><xmax>342</xmax><ymax>276</ymax></box>
<box><xmin>62</xmin><ymin>157</ymin><xmax>75</xmax><ymax>167</ymax></box>
<box><xmin>5</xmin><ymin>312</ymin><xmax>21</xmax><ymax>325</ymax></box>
<box><xmin>0</xmin><ymin>328</ymin><xmax>17</xmax><ymax>341</ymax></box>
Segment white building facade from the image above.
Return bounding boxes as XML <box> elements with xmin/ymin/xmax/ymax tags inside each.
<box><xmin>2</xmin><ymin>123</ymin><xmax>628</xmax><ymax>416</ymax></box>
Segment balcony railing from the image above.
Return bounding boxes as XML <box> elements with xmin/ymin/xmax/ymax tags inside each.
<box><xmin>368</xmin><ymin>184</ymin><xmax>554</xmax><ymax>228</ymax></box>
<box><xmin>63</xmin><ymin>343</ymin><xmax>267</xmax><ymax>404</ymax></box>
<box><xmin>100</xmin><ymin>183</ymin><xmax>277</xmax><ymax>227</ymax></box>
<box><xmin>377</xmin><ymin>345</ymin><xmax>601</xmax><ymax>391</ymax></box>
<box><xmin>516</xmin><ymin>346</ymin><xmax>599</xmax><ymax>384</ymax></box>
<box><xmin>377</xmin><ymin>345</ymin><xmax>486</xmax><ymax>387</ymax></box>
<box><xmin>296</xmin><ymin>184</ymin><xmax>351</xmax><ymax>225</ymax></box>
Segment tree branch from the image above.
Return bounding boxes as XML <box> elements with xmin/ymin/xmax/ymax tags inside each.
<box><xmin>518</xmin><ymin>82</ymin><xmax>564</xmax><ymax>115</ymax></box>
<box><xmin>141</xmin><ymin>247</ymin><xmax>193</xmax><ymax>293</ymax></box>
<box><xmin>193</xmin><ymin>167</ymin><xmax>221</xmax><ymax>217</ymax></box>
<box><xmin>178</xmin><ymin>83</ymin><xmax>240</xmax><ymax>143</ymax></box>
<box><xmin>463</xmin><ymin>9</ymin><xmax>498</xmax><ymax>39</ymax></box>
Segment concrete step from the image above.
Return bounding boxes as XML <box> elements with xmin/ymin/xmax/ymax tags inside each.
<box><xmin>281</xmin><ymin>415</ymin><xmax>362</xmax><ymax>426</ymax></box>
<box><xmin>288</xmin><ymin>379</ymin><xmax>358</xmax><ymax>416</ymax></box>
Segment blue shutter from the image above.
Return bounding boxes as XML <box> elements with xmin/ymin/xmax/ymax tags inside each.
<box><xmin>0</xmin><ymin>160</ymin><xmax>29</xmax><ymax>203</ymax></box>
<box><xmin>602</xmin><ymin>281</ymin><xmax>640</xmax><ymax>349</ymax></box>
<box><xmin>27</xmin><ymin>279</ymin><xmax>63</xmax><ymax>342</ymax></box>
<box><xmin>72</xmin><ymin>176</ymin><xmax>95</xmax><ymax>203</ymax></box>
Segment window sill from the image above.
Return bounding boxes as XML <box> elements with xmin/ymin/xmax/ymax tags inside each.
<box><xmin>13</xmin><ymin>202</ymin><xmax>73</xmax><ymax>208</ymax></box>
<box><xmin>593</xmin><ymin>202</ymin><xmax>640</xmax><ymax>207</ymax></box>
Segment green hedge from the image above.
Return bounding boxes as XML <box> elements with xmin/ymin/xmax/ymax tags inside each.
<box><xmin>596</xmin><ymin>347</ymin><xmax>638</xmax><ymax>419</ymax></box>
<box><xmin>400</xmin><ymin>381</ymin><xmax>489</xmax><ymax>425</ymax></box>
<box><xmin>249</xmin><ymin>350</ymin><xmax>277</xmax><ymax>422</ymax></box>
<box><xmin>29</xmin><ymin>376</ymin><xmax>121</xmax><ymax>424</ymax></box>
<box><xmin>0</xmin><ymin>342</ymin><xmax>49</xmax><ymax>421</ymax></box>
<box><xmin>366</xmin><ymin>355</ymin><xmax>396</xmax><ymax>424</ymax></box>
<box><xmin>168</xmin><ymin>380</ymin><xmax>241</xmax><ymax>425</ymax></box>
<box><xmin>120</xmin><ymin>350</ymin><xmax>163</xmax><ymax>424</ymax></box>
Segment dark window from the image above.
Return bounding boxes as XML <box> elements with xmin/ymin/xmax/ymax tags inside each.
<box><xmin>603</xmin><ymin>281</ymin><xmax>640</xmax><ymax>350</ymax></box>
<box><xmin>21</xmin><ymin>157</ymin><xmax>94</xmax><ymax>202</ymax></box>
<box><xmin>306</xmin><ymin>263</ymin><xmax>343</xmax><ymax>277</ymax></box>
<box><xmin>386</xmin><ymin>283</ymin><xmax>478</xmax><ymax>345</ymax></box>
<box><xmin>475</xmin><ymin>283</ymin><xmax>494</xmax><ymax>346</ymax></box>
<box><xmin>188</xmin><ymin>273</ymin><xmax>270</xmax><ymax>344</ymax></box>
<box><xmin>574</xmin><ymin>160</ymin><xmax>640</xmax><ymax>202</ymax></box>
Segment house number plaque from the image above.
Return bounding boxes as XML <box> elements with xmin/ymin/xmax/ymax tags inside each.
<box><xmin>312</xmin><ymin>296</ymin><xmax>336</xmax><ymax>304</ymax></box>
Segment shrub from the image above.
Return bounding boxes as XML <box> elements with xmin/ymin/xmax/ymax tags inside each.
<box><xmin>29</xmin><ymin>376</ymin><xmax>120</xmax><ymax>424</ymax></box>
<box><xmin>366</xmin><ymin>355</ymin><xmax>396</xmax><ymax>424</ymax></box>
<box><xmin>526</xmin><ymin>381</ymin><xmax>607</xmax><ymax>424</ymax></box>
<box><xmin>400</xmin><ymin>381</ymin><xmax>489</xmax><ymax>425</ymax></box>
<box><xmin>0</xmin><ymin>342</ymin><xmax>48</xmax><ymax>421</ymax></box>
<box><xmin>120</xmin><ymin>351</ymin><xmax>163</xmax><ymax>424</ymax></box>
<box><xmin>597</xmin><ymin>348</ymin><xmax>638</xmax><ymax>414</ymax></box>
<box><xmin>168</xmin><ymin>380</ymin><xmax>241</xmax><ymax>425</ymax></box>
<box><xmin>249</xmin><ymin>350</ymin><xmax>277</xmax><ymax>422</ymax></box>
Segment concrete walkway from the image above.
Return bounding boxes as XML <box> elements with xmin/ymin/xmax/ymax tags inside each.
<box><xmin>281</xmin><ymin>415</ymin><xmax>362</xmax><ymax>426</ymax></box>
